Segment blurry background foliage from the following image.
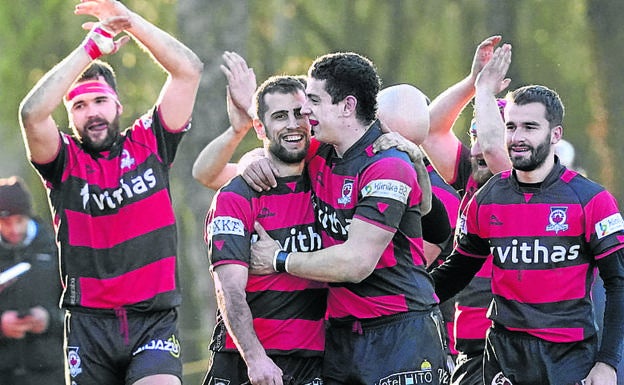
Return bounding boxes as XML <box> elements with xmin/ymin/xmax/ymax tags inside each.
<box><xmin>1</xmin><ymin>0</ymin><xmax>623</xmax><ymax>383</ymax></box>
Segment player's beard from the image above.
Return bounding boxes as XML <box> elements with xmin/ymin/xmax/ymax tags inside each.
<box><xmin>471</xmin><ymin>158</ymin><xmax>494</xmax><ymax>188</ymax></box>
<box><xmin>80</xmin><ymin>112</ymin><xmax>121</xmax><ymax>153</ymax></box>
<box><xmin>509</xmin><ymin>135</ymin><xmax>551</xmax><ymax>172</ymax></box>
<box><xmin>268</xmin><ymin>139</ymin><xmax>309</xmax><ymax>164</ymax></box>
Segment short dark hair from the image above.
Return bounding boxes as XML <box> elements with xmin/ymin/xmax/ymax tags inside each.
<box><xmin>308</xmin><ymin>52</ymin><xmax>380</xmax><ymax>125</ymax></box>
<box><xmin>506</xmin><ymin>85</ymin><xmax>564</xmax><ymax>128</ymax></box>
<box><xmin>75</xmin><ymin>60</ymin><xmax>118</xmax><ymax>94</ymax></box>
<box><xmin>255</xmin><ymin>76</ymin><xmax>305</xmax><ymax>122</ymax></box>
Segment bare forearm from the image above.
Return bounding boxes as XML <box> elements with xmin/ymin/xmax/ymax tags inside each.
<box><xmin>474</xmin><ymin>89</ymin><xmax>511</xmax><ymax>174</ymax></box>
<box><xmin>20</xmin><ymin>47</ymin><xmax>89</xmax><ymax>126</ymax></box>
<box><xmin>216</xmin><ymin>286</ymin><xmax>267</xmax><ymax>362</ymax></box>
<box><xmin>192</xmin><ymin>127</ymin><xmax>249</xmax><ymax>189</ymax></box>
<box><xmin>287</xmin><ymin>244</ymin><xmax>373</xmax><ymax>283</ymax></box>
<box><xmin>428</xmin><ymin>76</ymin><xmax>475</xmax><ymax>136</ymax></box>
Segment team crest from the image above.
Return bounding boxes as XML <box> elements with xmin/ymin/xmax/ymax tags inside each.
<box><xmin>546</xmin><ymin>206</ymin><xmax>569</xmax><ymax>233</ymax></box>
<box><xmin>67</xmin><ymin>346</ymin><xmax>83</xmax><ymax>378</ymax></box>
<box><xmin>120</xmin><ymin>149</ymin><xmax>136</xmax><ymax>170</ymax></box>
<box><xmin>337</xmin><ymin>179</ymin><xmax>354</xmax><ymax>205</ymax></box>
<box><xmin>491</xmin><ymin>372</ymin><xmax>513</xmax><ymax>385</ymax></box>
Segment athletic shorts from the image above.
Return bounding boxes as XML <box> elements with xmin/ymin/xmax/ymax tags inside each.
<box><xmin>203</xmin><ymin>351</ymin><xmax>323</xmax><ymax>385</ymax></box>
<box><xmin>451</xmin><ymin>351</ymin><xmax>483</xmax><ymax>385</ymax></box>
<box><xmin>64</xmin><ymin>308</ymin><xmax>182</xmax><ymax>385</ymax></box>
<box><xmin>484</xmin><ymin>324</ymin><xmax>597</xmax><ymax>385</ymax></box>
<box><xmin>323</xmin><ymin>310</ymin><xmax>451</xmax><ymax>385</ymax></box>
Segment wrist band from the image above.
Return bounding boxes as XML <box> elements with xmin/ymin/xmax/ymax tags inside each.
<box><xmin>273</xmin><ymin>250</ymin><xmax>290</xmax><ymax>273</ymax></box>
<box><xmin>83</xmin><ymin>25</ymin><xmax>115</xmax><ymax>60</ymax></box>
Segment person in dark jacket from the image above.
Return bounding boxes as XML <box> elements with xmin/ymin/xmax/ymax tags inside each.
<box><xmin>0</xmin><ymin>176</ymin><xmax>63</xmax><ymax>385</ymax></box>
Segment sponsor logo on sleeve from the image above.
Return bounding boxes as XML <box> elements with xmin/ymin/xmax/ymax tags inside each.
<box><xmin>596</xmin><ymin>213</ymin><xmax>624</xmax><ymax>239</ymax></box>
<box><xmin>361</xmin><ymin>179</ymin><xmax>411</xmax><ymax>204</ymax></box>
<box><xmin>210</xmin><ymin>216</ymin><xmax>245</xmax><ymax>237</ymax></box>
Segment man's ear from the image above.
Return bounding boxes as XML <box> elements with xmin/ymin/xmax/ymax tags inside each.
<box><xmin>551</xmin><ymin>125</ymin><xmax>563</xmax><ymax>144</ymax></box>
<box><xmin>341</xmin><ymin>95</ymin><xmax>357</xmax><ymax>117</ymax></box>
<box><xmin>253</xmin><ymin>118</ymin><xmax>266</xmax><ymax>140</ymax></box>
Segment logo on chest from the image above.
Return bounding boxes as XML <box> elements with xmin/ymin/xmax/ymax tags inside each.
<box><xmin>337</xmin><ymin>179</ymin><xmax>354</xmax><ymax>205</ymax></box>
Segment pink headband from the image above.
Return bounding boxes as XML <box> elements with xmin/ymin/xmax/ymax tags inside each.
<box><xmin>66</xmin><ymin>81</ymin><xmax>118</xmax><ymax>103</ymax></box>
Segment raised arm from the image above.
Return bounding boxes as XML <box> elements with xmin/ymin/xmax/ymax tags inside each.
<box><xmin>474</xmin><ymin>44</ymin><xmax>513</xmax><ymax>174</ymax></box>
<box><xmin>75</xmin><ymin>0</ymin><xmax>203</xmax><ymax>131</ymax></box>
<box><xmin>422</xmin><ymin>35</ymin><xmax>501</xmax><ymax>182</ymax></box>
<box><xmin>192</xmin><ymin>52</ymin><xmax>257</xmax><ymax>190</ymax></box>
<box><xmin>19</xmin><ymin>15</ymin><xmax>131</xmax><ymax>164</ymax></box>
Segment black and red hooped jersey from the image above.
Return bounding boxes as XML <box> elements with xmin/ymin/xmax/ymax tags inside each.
<box><xmin>34</xmin><ymin>107</ymin><xmax>183</xmax><ymax>312</ymax></box>
<box><xmin>206</xmin><ymin>174</ymin><xmax>326</xmax><ymax>356</ymax></box>
<box><xmin>457</xmin><ymin>161</ymin><xmax>624</xmax><ymax>343</ymax></box>
<box><xmin>307</xmin><ymin>123</ymin><xmax>438</xmax><ymax>322</ymax></box>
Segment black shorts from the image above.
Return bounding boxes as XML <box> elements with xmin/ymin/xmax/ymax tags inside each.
<box><xmin>203</xmin><ymin>351</ymin><xmax>323</xmax><ymax>385</ymax></box>
<box><xmin>451</xmin><ymin>351</ymin><xmax>483</xmax><ymax>385</ymax></box>
<box><xmin>484</xmin><ymin>324</ymin><xmax>597</xmax><ymax>385</ymax></box>
<box><xmin>64</xmin><ymin>308</ymin><xmax>182</xmax><ymax>385</ymax></box>
<box><xmin>323</xmin><ymin>310</ymin><xmax>451</xmax><ymax>385</ymax></box>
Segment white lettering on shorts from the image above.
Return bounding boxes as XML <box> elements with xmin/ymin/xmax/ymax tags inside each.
<box><xmin>132</xmin><ymin>334</ymin><xmax>181</xmax><ymax>358</ymax></box>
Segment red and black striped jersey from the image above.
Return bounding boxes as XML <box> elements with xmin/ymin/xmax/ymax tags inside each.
<box><xmin>307</xmin><ymin>122</ymin><xmax>438</xmax><ymax>322</ymax></box>
<box><xmin>33</xmin><ymin>107</ymin><xmax>184</xmax><ymax>312</ymax></box>
<box><xmin>206</xmin><ymin>174</ymin><xmax>326</xmax><ymax>356</ymax></box>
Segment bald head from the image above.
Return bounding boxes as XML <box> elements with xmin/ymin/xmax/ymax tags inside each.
<box><xmin>377</xmin><ymin>84</ymin><xmax>430</xmax><ymax>145</ymax></box>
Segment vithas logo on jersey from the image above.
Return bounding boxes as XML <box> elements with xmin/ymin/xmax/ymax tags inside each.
<box><xmin>546</xmin><ymin>206</ymin><xmax>569</xmax><ymax>233</ymax></box>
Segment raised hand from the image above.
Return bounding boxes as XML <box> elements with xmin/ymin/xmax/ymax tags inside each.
<box><xmin>470</xmin><ymin>35</ymin><xmax>502</xmax><ymax>82</ymax></box>
<box><xmin>221</xmin><ymin>51</ymin><xmax>257</xmax><ymax>116</ymax></box>
<box><xmin>75</xmin><ymin>0</ymin><xmax>131</xmax><ymax>25</ymax></box>
<box><xmin>475</xmin><ymin>44</ymin><xmax>512</xmax><ymax>95</ymax></box>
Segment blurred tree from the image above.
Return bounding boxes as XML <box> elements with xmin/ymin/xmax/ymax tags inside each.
<box><xmin>587</xmin><ymin>0</ymin><xmax>624</xmax><ymax>201</ymax></box>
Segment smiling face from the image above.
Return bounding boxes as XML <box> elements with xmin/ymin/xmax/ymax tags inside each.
<box><xmin>258</xmin><ymin>90</ymin><xmax>311</xmax><ymax>164</ymax></box>
<box><xmin>66</xmin><ymin>77</ymin><xmax>122</xmax><ymax>152</ymax></box>
<box><xmin>505</xmin><ymin>101</ymin><xmax>558</xmax><ymax>172</ymax></box>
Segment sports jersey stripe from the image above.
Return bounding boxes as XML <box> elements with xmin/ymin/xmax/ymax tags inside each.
<box><xmin>62</xmin><ymin>225</ymin><xmax>176</xmax><ymax>276</ymax></box>
<box><xmin>308</xmin><ymin>125</ymin><xmax>437</xmax><ymax>320</ymax></box>
<box><xmin>247</xmin><ymin>287</ymin><xmax>327</xmax><ymax>321</ymax></box>
<box><xmin>504</xmin><ymin>325</ymin><xmax>585</xmax><ymax>343</ymax></box>
<box><xmin>246</xmin><ymin>274</ymin><xmax>327</xmax><ymax>292</ymax></box>
<box><xmin>327</xmin><ymin>287</ymin><xmax>408</xmax><ymax>319</ymax></box>
<box><xmin>432</xmin><ymin>185</ymin><xmax>460</xmax><ymax>225</ymax></box>
<box><xmin>66</xmin><ymin>189</ymin><xmax>175</xmax><ymax>248</ymax></box>
<box><xmin>492</xmin><ymin>263</ymin><xmax>587</xmax><ymax>303</ymax></box>
<box><xmin>476</xmin><ymin>203</ymin><xmax>584</xmax><ymax>238</ymax></box>
<box><xmin>33</xmin><ymin>108</ymin><xmax>183</xmax><ymax>311</ymax></box>
<box><xmin>207</xmin><ymin>175</ymin><xmax>326</xmax><ymax>356</ymax></box>
<box><xmin>224</xmin><ymin>318</ymin><xmax>325</xmax><ymax>353</ymax></box>
<box><xmin>79</xmin><ymin>256</ymin><xmax>176</xmax><ymax>308</ymax></box>
<box><xmin>454</xmin><ymin>305</ymin><xmax>492</xmax><ymax>339</ymax></box>
<box><xmin>250</xmin><ymin>192</ymin><xmax>316</xmax><ymax>230</ymax></box>
<box><xmin>462</xmin><ymin>163</ymin><xmax>624</xmax><ymax>343</ymax></box>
